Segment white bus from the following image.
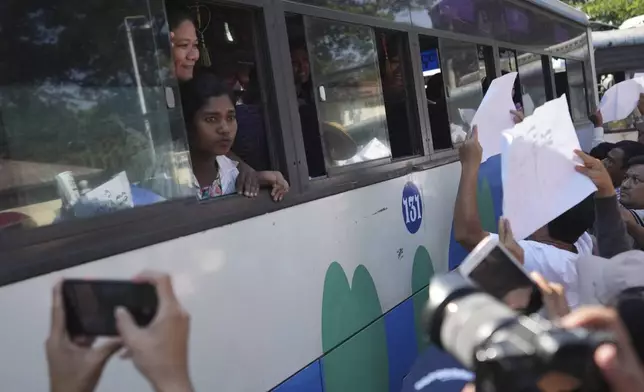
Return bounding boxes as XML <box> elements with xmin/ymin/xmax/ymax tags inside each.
<box><xmin>0</xmin><ymin>0</ymin><xmax>595</xmax><ymax>391</ymax></box>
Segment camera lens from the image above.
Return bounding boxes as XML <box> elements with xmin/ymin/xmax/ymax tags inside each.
<box><xmin>423</xmin><ymin>271</ymin><xmax>518</xmax><ymax>368</ymax></box>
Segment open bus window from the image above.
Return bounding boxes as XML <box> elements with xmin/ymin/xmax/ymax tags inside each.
<box><xmin>439</xmin><ymin>39</ymin><xmax>493</xmax><ymax>145</ymax></box>
<box><xmin>554</xmin><ymin>58</ymin><xmax>589</xmax><ymax>122</ymax></box>
<box><xmin>516</xmin><ymin>51</ymin><xmax>547</xmax><ymax>116</ymax></box>
<box><xmin>376</xmin><ymin>30</ymin><xmax>423</xmax><ymax>159</ymax></box>
<box><xmin>0</xmin><ymin>0</ymin><xmax>194</xmax><ymax>230</ymax></box>
<box><xmin>172</xmin><ymin>2</ymin><xmax>272</xmax><ymax>172</ymax></box>
<box><xmin>287</xmin><ymin>16</ymin><xmax>392</xmax><ymax>175</ymax></box>
<box><xmin>418</xmin><ymin>36</ymin><xmax>452</xmax><ymax>150</ymax></box>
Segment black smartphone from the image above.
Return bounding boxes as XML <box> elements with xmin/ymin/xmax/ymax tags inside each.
<box><xmin>62</xmin><ymin>279</ymin><xmax>158</xmax><ymax>337</ymax></box>
<box><xmin>458</xmin><ymin>236</ymin><xmax>543</xmax><ymax>314</ymax></box>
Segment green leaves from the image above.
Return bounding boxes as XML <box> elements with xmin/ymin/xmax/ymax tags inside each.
<box><xmin>563</xmin><ymin>0</ymin><xmax>644</xmax><ymax>25</ymax></box>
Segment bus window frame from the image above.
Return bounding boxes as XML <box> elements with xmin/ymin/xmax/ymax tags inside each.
<box><xmin>0</xmin><ymin>0</ymin><xmax>593</xmax><ymax>288</ymax></box>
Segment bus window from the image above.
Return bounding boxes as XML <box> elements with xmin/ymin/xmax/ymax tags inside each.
<box><xmin>169</xmin><ymin>2</ymin><xmax>273</xmax><ymax>172</ymax></box>
<box><xmin>0</xmin><ymin>0</ymin><xmax>192</xmax><ymax>230</ymax></box>
<box><xmin>418</xmin><ymin>36</ymin><xmax>452</xmax><ymax>150</ymax></box>
<box><xmin>376</xmin><ymin>30</ymin><xmax>423</xmax><ymax>159</ymax></box>
<box><xmin>516</xmin><ymin>51</ymin><xmax>548</xmax><ymax>115</ymax></box>
<box><xmin>554</xmin><ymin>58</ymin><xmax>589</xmax><ymax>121</ymax></box>
<box><xmin>499</xmin><ymin>48</ymin><xmax>523</xmax><ymax>112</ymax></box>
<box><xmin>439</xmin><ymin>39</ymin><xmax>492</xmax><ymax>144</ymax></box>
<box><xmin>290</xmin><ymin>0</ymin><xmax>411</xmax><ymax>22</ymax></box>
<box><xmin>566</xmin><ymin>59</ymin><xmax>588</xmax><ymax>121</ymax></box>
<box><xmin>288</xmin><ymin>16</ymin><xmax>392</xmax><ymax>172</ymax></box>
<box><xmin>286</xmin><ymin>15</ymin><xmax>326</xmax><ymax>178</ymax></box>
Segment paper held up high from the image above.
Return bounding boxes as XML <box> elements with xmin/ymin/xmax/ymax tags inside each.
<box><xmin>501</xmin><ymin>95</ymin><xmax>597</xmax><ymax>241</ymax></box>
<box><xmin>599</xmin><ymin>79</ymin><xmax>644</xmax><ymax>123</ymax></box>
<box><xmin>471</xmin><ymin>72</ymin><xmax>518</xmax><ymax>162</ymax></box>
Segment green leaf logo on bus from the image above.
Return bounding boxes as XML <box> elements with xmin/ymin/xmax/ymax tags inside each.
<box><xmin>321</xmin><ymin>262</ymin><xmax>389</xmax><ymax>392</ymax></box>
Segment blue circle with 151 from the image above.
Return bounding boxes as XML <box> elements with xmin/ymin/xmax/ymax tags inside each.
<box><xmin>402</xmin><ymin>182</ymin><xmax>423</xmax><ymax>234</ymax></box>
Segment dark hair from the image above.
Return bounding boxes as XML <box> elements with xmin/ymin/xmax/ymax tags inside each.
<box><xmin>547</xmin><ymin>195</ymin><xmax>595</xmax><ymax>245</ymax></box>
<box><xmin>615</xmin><ymin>141</ymin><xmax>644</xmax><ymax>168</ymax></box>
<box><xmin>589</xmin><ymin>142</ymin><xmax>615</xmax><ymax>161</ymax></box>
<box><xmin>627</xmin><ymin>153</ymin><xmax>644</xmax><ymax>169</ymax></box>
<box><xmin>167</xmin><ymin>7</ymin><xmax>195</xmax><ymax>31</ymax></box>
<box><xmin>180</xmin><ymin>72</ymin><xmax>234</xmax><ymax>142</ymax></box>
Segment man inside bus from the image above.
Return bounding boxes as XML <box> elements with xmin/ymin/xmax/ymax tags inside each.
<box><xmin>289</xmin><ymin>42</ymin><xmax>326</xmax><ymax>178</ymax></box>
<box><xmin>453</xmin><ymin>126</ymin><xmax>595</xmax><ymax>309</ymax></box>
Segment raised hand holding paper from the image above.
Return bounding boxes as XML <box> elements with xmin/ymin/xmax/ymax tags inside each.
<box><xmin>599</xmin><ymin>79</ymin><xmax>644</xmax><ymax>123</ymax></box>
<box><xmin>501</xmin><ymin>95</ymin><xmax>597</xmax><ymax>240</ymax></box>
<box><xmin>471</xmin><ymin>72</ymin><xmax>518</xmax><ymax>162</ymax></box>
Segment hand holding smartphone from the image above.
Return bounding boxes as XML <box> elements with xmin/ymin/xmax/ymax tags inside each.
<box><xmin>458</xmin><ymin>236</ymin><xmax>543</xmax><ymax>314</ymax></box>
<box><xmin>62</xmin><ymin>279</ymin><xmax>158</xmax><ymax>337</ymax></box>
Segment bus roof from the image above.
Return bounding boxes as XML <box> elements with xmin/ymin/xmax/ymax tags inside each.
<box><xmin>526</xmin><ymin>0</ymin><xmax>589</xmax><ymax>26</ymax></box>
<box><xmin>593</xmin><ymin>26</ymin><xmax>644</xmax><ymax>48</ymax></box>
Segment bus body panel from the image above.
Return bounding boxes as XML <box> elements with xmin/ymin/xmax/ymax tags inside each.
<box><xmin>0</xmin><ymin>162</ymin><xmax>463</xmax><ymax>392</ymax></box>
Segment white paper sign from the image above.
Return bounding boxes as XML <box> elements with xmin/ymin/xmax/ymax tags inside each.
<box><xmin>85</xmin><ymin>171</ymin><xmax>134</xmax><ymax>210</ymax></box>
<box><xmin>501</xmin><ymin>95</ymin><xmax>597</xmax><ymax>240</ymax></box>
<box><xmin>472</xmin><ymin>72</ymin><xmax>518</xmax><ymax>162</ymax></box>
<box><xmin>599</xmin><ymin>79</ymin><xmax>644</xmax><ymax>123</ymax></box>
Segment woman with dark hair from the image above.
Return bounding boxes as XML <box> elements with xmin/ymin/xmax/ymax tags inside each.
<box><xmin>181</xmin><ymin>73</ymin><xmax>289</xmax><ymax>201</ymax></box>
<box><xmin>165</xmin><ymin>6</ymin><xmax>260</xmax><ymax>196</ymax></box>
<box><xmin>168</xmin><ymin>9</ymin><xmax>200</xmax><ymax>82</ymax></box>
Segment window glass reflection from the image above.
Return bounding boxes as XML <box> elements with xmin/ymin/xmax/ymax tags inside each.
<box><xmin>516</xmin><ymin>51</ymin><xmax>548</xmax><ymax>115</ymax></box>
<box><xmin>499</xmin><ymin>48</ymin><xmax>523</xmax><ymax>111</ymax></box>
<box><xmin>305</xmin><ymin>18</ymin><xmax>391</xmax><ymax>169</ymax></box>
<box><xmin>439</xmin><ymin>39</ymin><xmax>489</xmax><ymax>144</ymax></box>
<box><xmin>410</xmin><ymin>0</ymin><xmax>498</xmax><ymax>38</ymax></box>
<box><xmin>419</xmin><ymin>36</ymin><xmax>452</xmax><ymax>150</ymax></box>
<box><xmin>0</xmin><ymin>1</ymin><xmax>191</xmax><ymax>230</ymax></box>
<box><xmin>566</xmin><ymin>59</ymin><xmax>588</xmax><ymax>121</ymax></box>
<box><xmin>289</xmin><ymin>0</ymin><xmax>411</xmax><ymax>23</ymax></box>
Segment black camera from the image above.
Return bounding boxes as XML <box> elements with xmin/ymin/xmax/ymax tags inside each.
<box><xmin>423</xmin><ymin>272</ymin><xmax>614</xmax><ymax>392</ymax></box>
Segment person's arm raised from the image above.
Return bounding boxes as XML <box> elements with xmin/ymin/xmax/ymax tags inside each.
<box><xmin>453</xmin><ymin>126</ymin><xmax>488</xmax><ymax>251</ymax></box>
<box><xmin>574</xmin><ymin>150</ymin><xmax>634</xmax><ymax>257</ymax></box>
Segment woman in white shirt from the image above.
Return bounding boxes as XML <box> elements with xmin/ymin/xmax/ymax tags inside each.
<box><xmin>180</xmin><ymin>72</ymin><xmax>289</xmax><ymax>201</ymax></box>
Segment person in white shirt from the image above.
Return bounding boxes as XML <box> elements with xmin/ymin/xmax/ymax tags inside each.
<box><xmin>453</xmin><ymin>127</ymin><xmax>595</xmax><ymax>309</ymax></box>
<box><xmin>180</xmin><ymin>72</ymin><xmax>289</xmax><ymax>202</ymax></box>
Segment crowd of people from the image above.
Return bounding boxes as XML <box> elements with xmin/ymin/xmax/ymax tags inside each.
<box><xmin>449</xmin><ymin>87</ymin><xmax>644</xmax><ymax>390</ymax></box>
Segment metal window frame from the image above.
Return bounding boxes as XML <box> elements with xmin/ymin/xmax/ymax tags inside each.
<box><xmin>0</xmin><ymin>0</ymin><xmax>592</xmax><ymax>287</ymax></box>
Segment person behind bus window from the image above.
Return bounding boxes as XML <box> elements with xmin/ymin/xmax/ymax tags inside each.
<box><xmin>426</xmin><ymin>73</ymin><xmax>452</xmax><ymax>150</ymax></box>
<box><xmin>181</xmin><ymin>73</ymin><xmax>289</xmax><ymax>202</ymax></box>
<box><xmin>169</xmin><ymin>10</ymin><xmax>200</xmax><ymax>82</ymax></box>
<box><xmin>290</xmin><ymin>44</ymin><xmax>326</xmax><ymax>178</ymax></box>
<box><xmin>165</xmin><ymin>7</ymin><xmax>260</xmax><ymax>197</ymax></box>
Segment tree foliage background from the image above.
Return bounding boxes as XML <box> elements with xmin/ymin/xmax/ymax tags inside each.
<box><xmin>562</xmin><ymin>0</ymin><xmax>644</xmax><ymax>26</ymax></box>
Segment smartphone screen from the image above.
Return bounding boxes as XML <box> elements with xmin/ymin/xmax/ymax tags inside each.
<box><xmin>62</xmin><ymin>280</ymin><xmax>158</xmax><ymax>337</ymax></box>
<box><xmin>467</xmin><ymin>246</ymin><xmax>542</xmax><ymax>314</ymax></box>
